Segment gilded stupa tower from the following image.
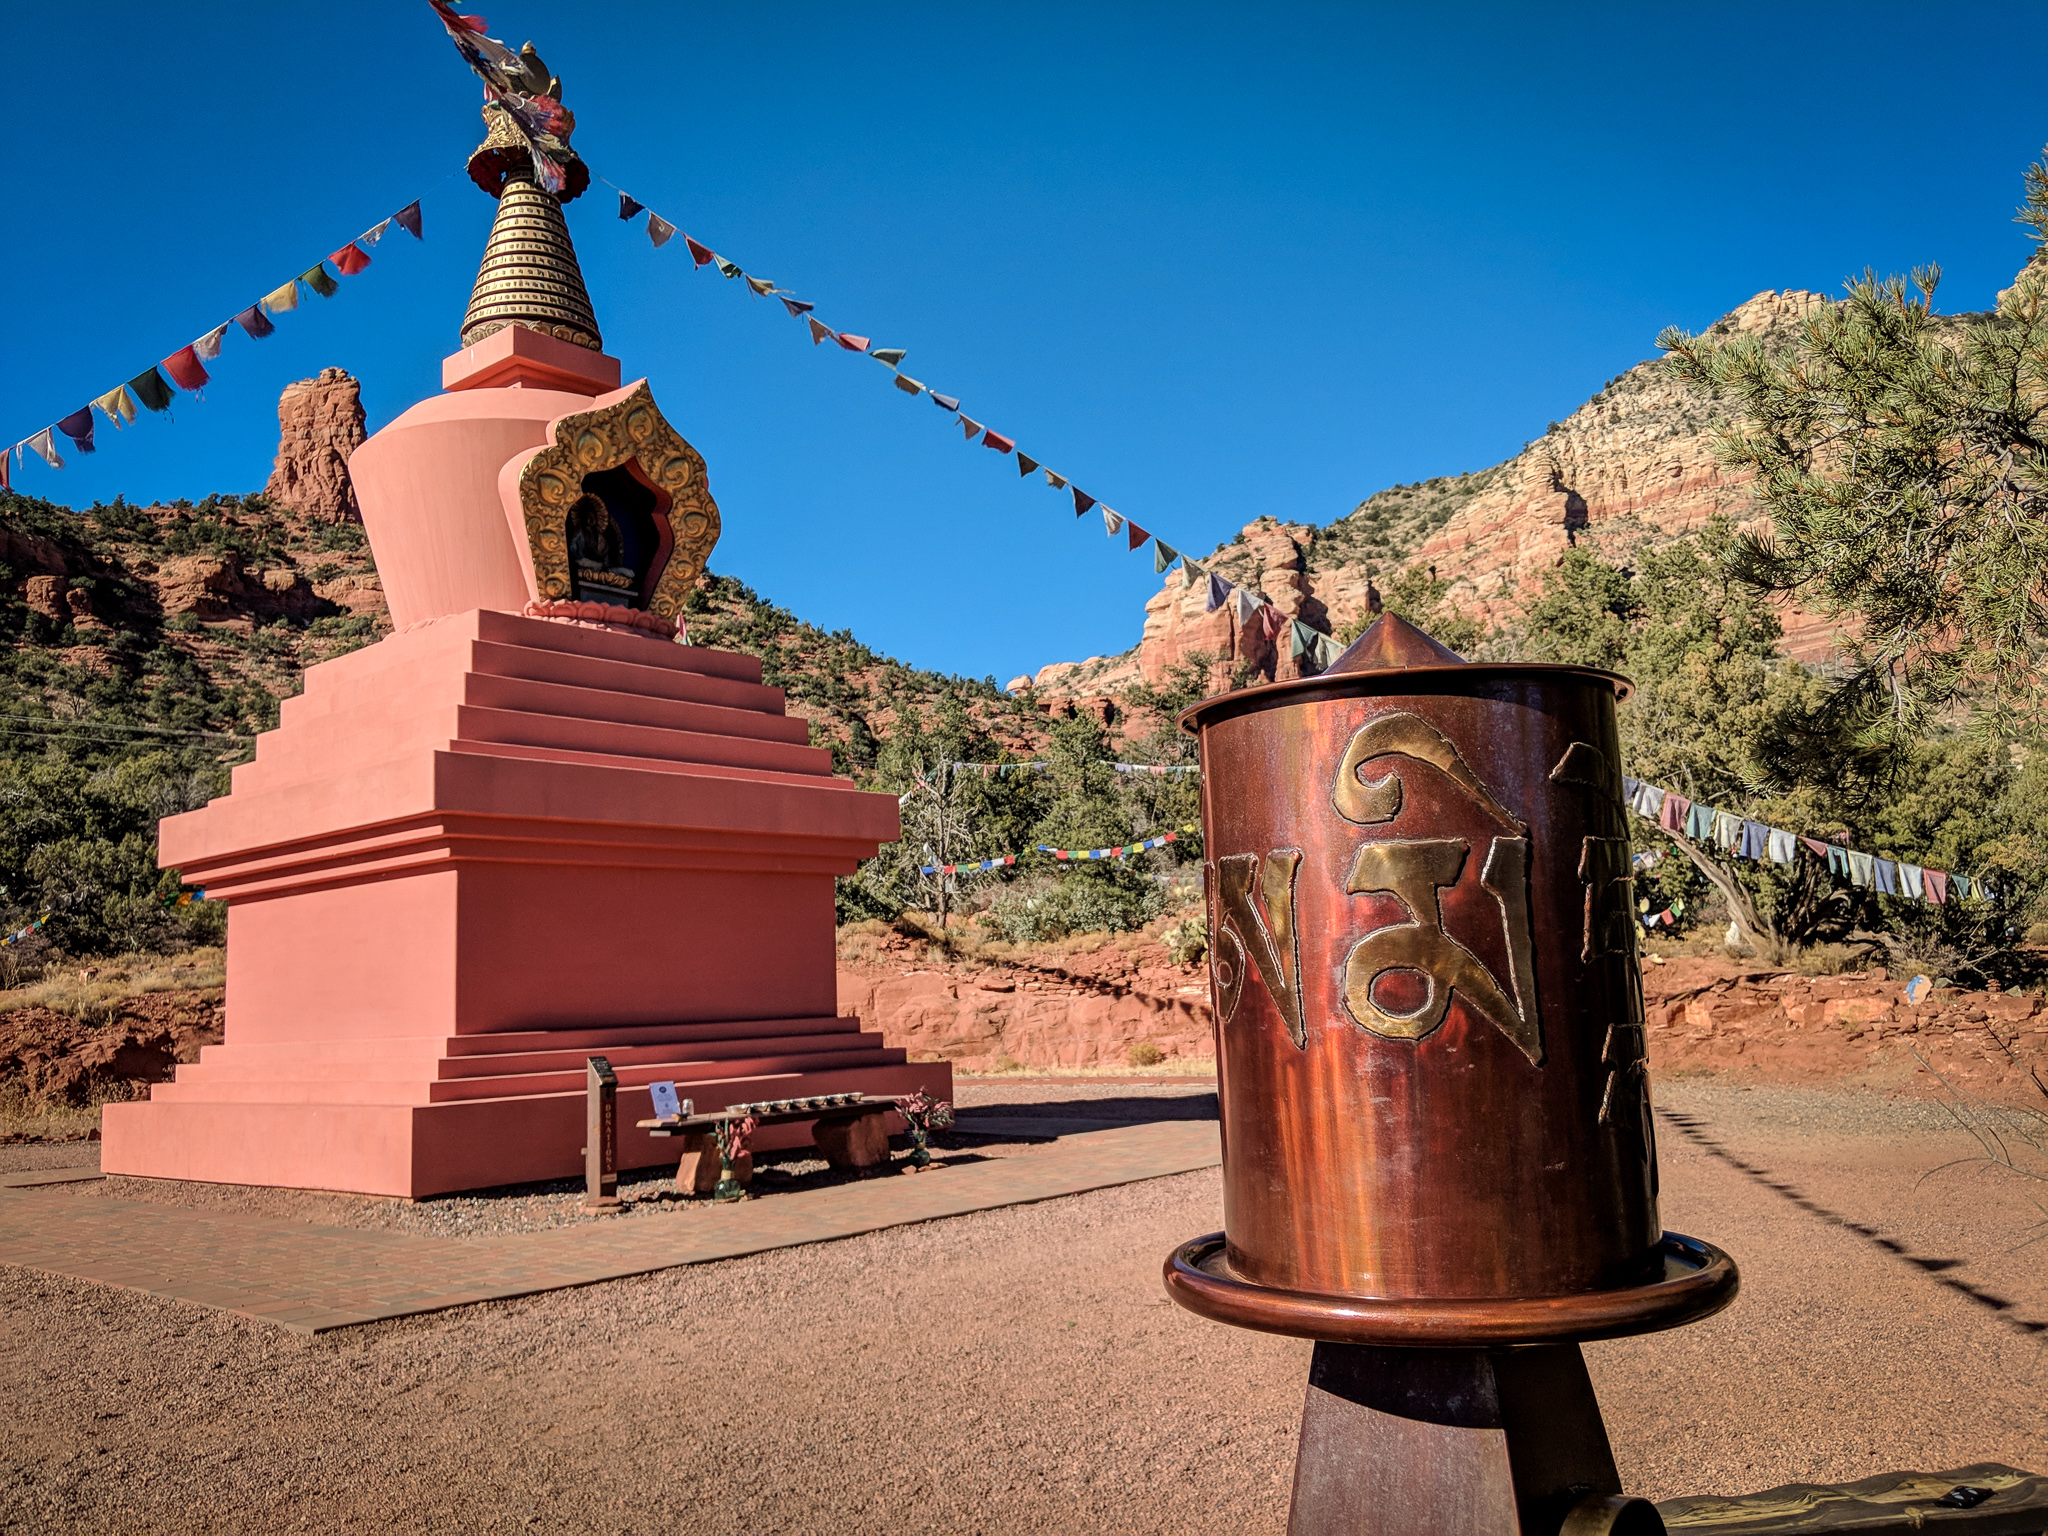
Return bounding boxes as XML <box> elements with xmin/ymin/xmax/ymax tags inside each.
<box><xmin>457</xmin><ymin>42</ymin><xmax>603</xmax><ymax>353</ymax></box>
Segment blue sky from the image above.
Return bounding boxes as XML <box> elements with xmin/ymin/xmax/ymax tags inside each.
<box><xmin>6</xmin><ymin>3</ymin><xmax>2044</xmax><ymax>684</ymax></box>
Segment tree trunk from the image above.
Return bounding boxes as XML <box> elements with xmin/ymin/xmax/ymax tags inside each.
<box><xmin>1665</xmin><ymin>829</ymin><xmax>1777</xmax><ymax>954</ymax></box>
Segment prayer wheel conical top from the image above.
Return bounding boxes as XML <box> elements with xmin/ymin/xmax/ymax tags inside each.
<box><xmin>1166</xmin><ymin>614</ymin><xmax>1735</xmax><ymax>1346</ymax></box>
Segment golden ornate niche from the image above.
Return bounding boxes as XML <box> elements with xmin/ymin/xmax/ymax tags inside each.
<box><xmin>515</xmin><ymin>382</ymin><xmax>720</xmax><ymax>623</ymax></box>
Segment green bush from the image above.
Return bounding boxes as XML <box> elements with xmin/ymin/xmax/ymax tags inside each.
<box><xmin>987</xmin><ymin>874</ymin><xmax>1161</xmax><ymax>944</ymax></box>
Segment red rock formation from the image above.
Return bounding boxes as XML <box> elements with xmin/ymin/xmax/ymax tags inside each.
<box><xmin>1019</xmin><ymin>290</ymin><xmax>1846</xmax><ymax>714</ymax></box>
<box><xmin>264</xmin><ymin>368</ymin><xmax>366</xmax><ymax>523</ymax></box>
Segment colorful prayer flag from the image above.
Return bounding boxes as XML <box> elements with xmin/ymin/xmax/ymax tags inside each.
<box><xmin>1154</xmin><ymin>540</ymin><xmax>1178</xmax><ymax>574</ymax></box>
<box><xmin>192</xmin><ymin>324</ymin><xmax>228</xmax><ymax>362</ymax></box>
<box><xmin>262</xmin><ymin>281</ymin><xmax>300</xmax><ymax>315</ymax></box>
<box><xmin>982</xmin><ymin>430</ymin><xmax>1015</xmax><ymax>453</ymax></box>
<box><xmin>1018</xmin><ymin>453</ymin><xmax>1040</xmax><ymax>475</ymax></box>
<box><xmin>26</xmin><ymin>429</ymin><xmax>62</xmax><ymax>469</ymax></box>
<box><xmin>300</xmin><ymin>263</ymin><xmax>339</xmax><ymax>299</ymax></box>
<box><xmin>1044</xmin><ymin>469</ymin><xmax>1067</xmax><ymax>489</ymax></box>
<box><xmin>1127</xmin><ymin>521</ymin><xmax>1150</xmax><ymax>551</ymax></box>
<box><xmin>960</xmin><ymin>416</ymin><xmax>983</xmax><ymax>440</ymax></box>
<box><xmin>1102</xmin><ymin>507</ymin><xmax>1123</xmax><ymax>537</ymax></box>
<box><xmin>715</xmin><ymin>257</ymin><xmax>744</xmax><ymax>280</ymax></box>
<box><xmin>779</xmin><ymin>295</ymin><xmax>814</xmax><ymax>318</ymax></box>
<box><xmin>94</xmin><ymin>386</ymin><xmax>136</xmax><ymax>426</ymax></box>
<box><xmin>329</xmin><ymin>242</ymin><xmax>372</xmax><ymax>276</ymax></box>
<box><xmin>55</xmin><ymin>408</ymin><xmax>94</xmax><ymax>455</ymax></box>
<box><xmin>746</xmin><ymin>275</ymin><xmax>777</xmax><ymax>296</ymax></box>
<box><xmin>235</xmin><ymin>305</ymin><xmax>275</xmax><ymax>339</ymax></box>
<box><xmin>618</xmin><ymin>191</ymin><xmax>644</xmax><ymax>220</ymax></box>
<box><xmin>393</xmin><ymin>200</ymin><xmax>424</xmax><ymax>239</ymax></box>
<box><xmin>1207</xmin><ymin>572</ymin><xmax>1234</xmax><ymax>611</ymax></box>
<box><xmin>161</xmin><ymin>346</ymin><xmax>209</xmax><ymax>392</ymax></box>
<box><xmin>1181</xmin><ymin>558</ymin><xmax>1203</xmax><ymax>588</ymax></box>
<box><xmin>0</xmin><ymin>447</ymin><xmax>8</xmax><ymax>493</ymax></box>
<box><xmin>931</xmin><ymin>392</ymin><xmax>960</xmax><ymax>412</ymax></box>
<box><xmin>835</xmin><ymin>333</ymin><xmax>870</xmax><ymax>352</ymax></box>
<box><xmin>129</xmin><ymin>368</ymin><xmax>174</xmax><ymax>412</ymax></box>
<box><xmin>529</xmin><ymin>146</ymin><xmax>567</xmax><ymax>195</ymax></box>
<box><xmin>1072</xmin><ymin>487</ymin><xmax>1096</xmax><ymax>516</ymax></box>
<box><xmin>685</xmin><ymin>235</ymin><xmax>715</xmax><ymax>267</ymax></box>
<box><xmin>894</xmin><ymin>374</ymin><xmax>925</xmax><ymax>396</ymax></box>
<box><xmin>807</xmin><ymin>317</ymin><xmax>833</xmax><ymax>345</ymax></box>
<box><xmin>646</xmin><ymin>213</ymin><xmax>676</xmax><ymax>247</ymax></box>
<box><xmin>871</xmin><ymin>348</ymin><xmax>906</xmax><ymax>367</ymax></box>
<box><xmin>359</xmin><ymin>219</ymin><xmax>391</xmax><ymax>247</ymax></box>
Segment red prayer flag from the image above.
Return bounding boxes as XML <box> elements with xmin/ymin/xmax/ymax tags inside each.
<box><xmin>329</xmin><ymin>242</ymin><xmax>372</xmax><ymax>276</ymax></box>
<box><xmin>1127</xmin><ymin>521</ymin><xmax>1150</xmax><ymax>551</ymax></box>
<box><xmin>684</xmin><ymin>235</ymin><xmax>715</xmax><ymax>267</ymax></box>
<box><xmin>835</xmin><ymin>333</ymin><xmax>870</xmax><ymax>352</ymax></box>
<box><xmin>160</xmin><ymin>346</ymin><xmax>210</xmax><ymax>392</ymax></box>
<box><xmin>982</xmin><ymin>431</ymin><xmax>1015</xmax><ymax>453</ymax></box>
<box><xmin>430</xmin><ymin>0</ymin><xmax>489</xmax><ymax>34</ymax></box>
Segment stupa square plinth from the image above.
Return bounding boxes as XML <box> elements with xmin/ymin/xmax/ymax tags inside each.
<box><xmin>103</xmin><ymin>110</ymin><xmax>949</xmax><ymax>1195</ymax></box>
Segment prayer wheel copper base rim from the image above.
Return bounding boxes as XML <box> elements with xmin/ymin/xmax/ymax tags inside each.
<box><xmin>1164</xmin><ymin>1231</ymin><xmax>1738</xmax><ymax>1347</ymax></box>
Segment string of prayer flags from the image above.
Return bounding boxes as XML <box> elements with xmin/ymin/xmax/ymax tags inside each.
<box><xmin>646</xmin><ymin>213</ymin><xmax>676</xmax><ymax>248</ymax></box>
<box><xmin>595</xmin><ymin>177</ymin><xmax>1234</xmax><ymax>598</ymax></box>
<box><xmin>9</xmin><ymin>186</ymin><xmax>432</xmax><ymax>483</ymax></box>
<box><xmin>1620</xmin><ymin>773</ymin><xmax>1997</xmax><ymax>907</ymax></box>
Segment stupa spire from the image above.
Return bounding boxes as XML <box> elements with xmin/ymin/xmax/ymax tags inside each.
<box><xmin>453</xmin><ymin>32</ymin><xmax>603</xmax><ymax>353</ymax></box>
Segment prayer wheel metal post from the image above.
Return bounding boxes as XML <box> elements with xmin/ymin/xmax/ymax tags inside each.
<box><xmin>1165</xmin><ymin>615</ymin><xmax>1737</xmax><ymax>1536</ymax></box>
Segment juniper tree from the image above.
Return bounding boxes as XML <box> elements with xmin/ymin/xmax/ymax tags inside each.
<box><xmin>1658</xmin><ymin>147</ymin><xmax>2048</xmax><ymax>746</ymax></box>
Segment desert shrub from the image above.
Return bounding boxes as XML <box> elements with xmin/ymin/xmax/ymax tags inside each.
<box><xmin>1166</xmin><ymin>914</ymin><xmax>1208</xmax><ymax>966</ymax></box>
<box><xmin>1127</xmin><ymin>1042</ymin><xmax>1166</xmax><ymax>1068</ymax></box>
<box><xmin>987</xmin><ymin>873</ymin><xmax>1162</xmax><ymax>945</ymax></box>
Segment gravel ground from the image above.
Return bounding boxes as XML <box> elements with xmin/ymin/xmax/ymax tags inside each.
<box><xmin>0</xmin><ymin>1076</ymin><xmax>2042</xmax><ymax>1534</ymax></box>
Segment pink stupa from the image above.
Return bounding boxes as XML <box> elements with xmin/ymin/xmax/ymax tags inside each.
<box><xmin>102</xmin><ymin>96</ymin><xmax>948</xmax><ymax>1197</ymax></box>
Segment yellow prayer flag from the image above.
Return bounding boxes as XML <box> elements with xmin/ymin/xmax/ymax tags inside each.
<box><xmin>93</xmin><ymin>386</ymin><xmax>136</xmax><ymax>427</ymax></box>
<box><xmin>263</xmin><ymin>280</ymin><xmax>301</xmax><ymax>315</ymax></box>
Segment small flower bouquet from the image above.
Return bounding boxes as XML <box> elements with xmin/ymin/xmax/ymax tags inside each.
<box><xmin>713</xmin><ymin>1113</ymin><xmax>756</xmax><ymax>1202</ymax></box>
<box><xmin>898</xmin><ymin>1091</ymin><xmax>955</xmax><ymax>1168</ymax></box>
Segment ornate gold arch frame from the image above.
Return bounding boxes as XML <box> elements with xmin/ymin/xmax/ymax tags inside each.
<box><xmin>515</xmin><ymin>382</ymin><xmax>721</xmax><ymax>623</ymax></box>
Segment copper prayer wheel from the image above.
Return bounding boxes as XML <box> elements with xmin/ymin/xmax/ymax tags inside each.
<box><xmin>1166</xmin><ymin>614</ymin><xmax>1736</xmax><ymax>1347</ymax></box>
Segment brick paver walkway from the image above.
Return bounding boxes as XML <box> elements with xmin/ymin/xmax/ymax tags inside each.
<box><xmin>0</xmin><ymin>1120</ymin><xmax>1218</xmax><ymax>1333</ymax></box>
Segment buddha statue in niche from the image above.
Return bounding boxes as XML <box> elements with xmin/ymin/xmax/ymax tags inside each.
<box><xmin>567</xmin><ymin>492</ymin><xmax>638</xmax><ymax>604</ymax></box>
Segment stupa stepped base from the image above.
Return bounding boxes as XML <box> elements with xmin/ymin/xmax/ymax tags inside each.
<box><xmin>102</xmin><ymin>609</ymin><xmax>936</xmax><ymax>1199</ymax></box>
<box><xmin>106</xmin><ymin>1014</ymin><xmax>947</xmax><ymax>1197</ymax></box>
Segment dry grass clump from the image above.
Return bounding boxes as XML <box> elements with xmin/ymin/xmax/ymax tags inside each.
<box><xmin>0</xmin><ymin>1080</ymin><xmax>142</xmax><ymax>1142</ymax></box>
<box><xmin>0</xmin><ymin>946</ymin><xmax>224</xmax><ymax>1026</ymax></box>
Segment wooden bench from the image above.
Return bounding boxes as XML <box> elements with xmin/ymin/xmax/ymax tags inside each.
<box><xmin>635</xmin><ymin>1095</ymin><xmax>900</xmax><ymax>1195</ymax></box>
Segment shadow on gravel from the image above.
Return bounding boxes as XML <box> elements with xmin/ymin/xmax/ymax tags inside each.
<box><xmin>1656</xmin><ymin>1106</ymin><xmax>2048</xmax><ymax>1339</ymax></box>
<box><xmin>955</xmin><ymin>1092</ymin><xmax>1219</xmax><ymax>1128</ymax></box>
